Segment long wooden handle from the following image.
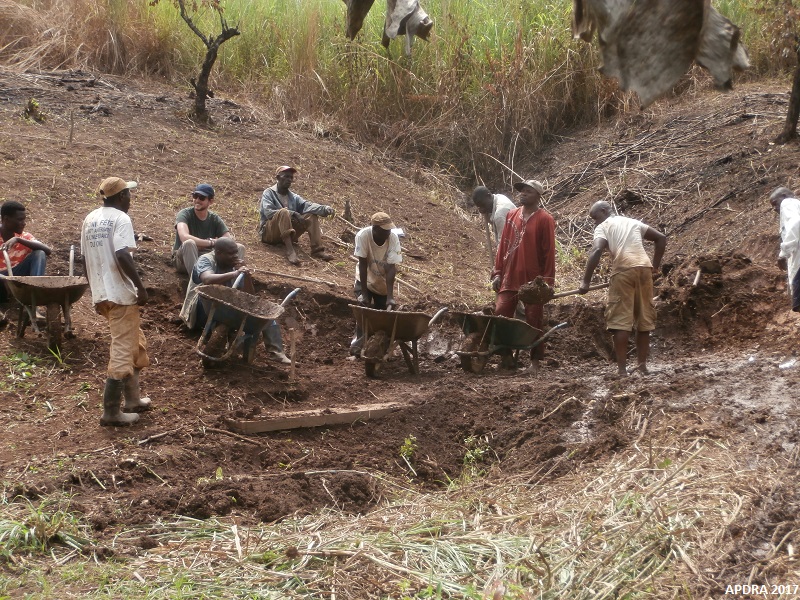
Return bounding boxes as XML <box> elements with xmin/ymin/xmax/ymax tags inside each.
<box><xmin>551</xmin><ymin>282</ymin><xmax>609</xmax><ymax>299</ymax></box>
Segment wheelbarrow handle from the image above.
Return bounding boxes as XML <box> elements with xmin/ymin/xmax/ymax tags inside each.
<box><xmin>428</xmin><ymin>307</ymin><xmax>449</xmax><ymax>328</ymax></box>
<box><xmin>551</xmin><ymin>282</ymin><xmax>609</xmax><ymax>299</ymax></box>
<box><xmin>281</xmin><ymin>287</ymin><xmax>302</xmax><ymax>307</ymax></box>
<box><xmin>530</xmin><ymin>321</ymin><xmax>570</xmax><ymax>348</ymax></box>
<box><xmin>2</xmin><ymin>249</ymin><xmax>11</xmax><ymax>277</ymax></box>
<box><xmin>69</xmin><ymin>245</ymin><xmax>75</xmax><ymax>277</ymax></box>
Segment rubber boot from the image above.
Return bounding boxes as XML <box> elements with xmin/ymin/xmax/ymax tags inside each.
<box><xmin>122</xmin><ymin>369</ymin><xmax>152</xmax><ymax>412</ymax></box>
<box><xmin>100</xmin><ymin>378</ymin><xmax>139</xmax><ymax>426</ymax></box>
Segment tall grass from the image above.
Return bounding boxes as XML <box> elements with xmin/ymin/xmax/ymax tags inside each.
<box><xmin>0</xmin><ymin>0</ymin><xmax>785</xmax><ymax>185</ymax></box>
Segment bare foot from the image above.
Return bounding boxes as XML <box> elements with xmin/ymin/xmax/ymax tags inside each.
<box><xmin>287</xmin><ymin>251</ymin><xmax>301</xmax><ymax>265</ymax></box>
<box><xmin>628</xmin><ymin>363</ymin><xmax>649</xmax><ymax>375</ymax></box>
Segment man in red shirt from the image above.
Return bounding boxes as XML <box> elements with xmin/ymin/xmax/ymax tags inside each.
<box><xmin>491</xmin><ymin>179</ymin><xmax>556</xmax><ymax>373</ymax></box>
<box><xmin>0</xmin><ymin>201</ymin><xmax>51</xmax><ymax>303</ymax></box>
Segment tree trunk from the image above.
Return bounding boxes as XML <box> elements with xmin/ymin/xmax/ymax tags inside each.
<box><xmin>192</xmin><ymin>44</ymin><xmax>220</xmax><ymax>123</ymax></box>
<box><xmin>775</xmin><ymin>55</ymin><xmax>800</xmax><ymax>144</ymax></box>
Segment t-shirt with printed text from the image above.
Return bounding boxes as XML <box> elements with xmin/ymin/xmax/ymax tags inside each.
<box><xmin>81</xmin><ymin>206</ymin><xmax>138</xmax><ymax>305</ymax></box>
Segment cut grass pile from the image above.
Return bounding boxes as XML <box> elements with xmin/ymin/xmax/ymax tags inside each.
<box><xmin>2</xmin><ymin>435</ymin><xmax>790</xmax><ymax>599</ymax></box>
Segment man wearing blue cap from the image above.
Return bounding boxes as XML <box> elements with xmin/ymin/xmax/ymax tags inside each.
<box><xmin>173</xmin><ymin>183</ymin><xmax>243</xmax><ymax>275</ymax></box>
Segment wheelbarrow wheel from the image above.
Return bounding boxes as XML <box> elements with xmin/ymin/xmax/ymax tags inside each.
<box><xmin>459</xmin><ymin>332</ymin><xmax>488</xmax><ymax>373</ymax></box>
<box><xmin>46</xmin><ymin>303</ymin><xmax>62</xmax><ymax>352</ymax></box>
<box><xmin>365</xmin><ymin>360</ymin><xmax>382</xmax><ymax>378</ymax></box>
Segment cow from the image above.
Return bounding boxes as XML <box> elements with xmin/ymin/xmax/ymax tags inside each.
<box><xmin>344</xmin><ymin>0</ymin><xmax>433</xmax><ymax>56</ymax></box>
<box><xmin>572</xmin><ymin>0</ymin><xmax>750</xmax><ymax>106</ymax></box>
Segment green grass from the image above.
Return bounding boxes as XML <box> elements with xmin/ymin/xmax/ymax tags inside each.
<box><xmin>7</xmin><ymin>0</ymin><xmax>783</xmax><ymax>185</ymax></box>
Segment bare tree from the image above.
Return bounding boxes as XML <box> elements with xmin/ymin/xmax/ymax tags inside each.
<box><xmin>775</xmin><ymin>46</ymin><xmax>800</xmax><ymax>144</ymax></box>
<box><xmin>758</xmin><ymin>0</ymin><xmax>800</xmax><ymax>143</ymax></box>
<box><xmin>151</xmin><ymin>0</ymin><xmax>240</xmax><ymax>123</ymax></box>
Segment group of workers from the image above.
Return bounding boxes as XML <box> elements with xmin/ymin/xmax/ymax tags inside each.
<box><xmin>0</xmin><ymin>174</ymin><xmax>798</xmax><ymax>426</ymax></box>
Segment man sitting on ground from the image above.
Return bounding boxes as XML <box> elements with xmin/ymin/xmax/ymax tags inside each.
<box><xmin>173</xmin><ymin>183</ymin><xmax>243</xmax><ymax>275</ymax></box>
<box><xmin>259</xmin><ymin>166</ymin><xmax>335</xmax><ymax>265</ymax></box>
<box><xmin>180</xmin><ymin>238</ymin><xmax>291</xmax><ymax>364</ymax></box>
<box><xmin>0</xmin><ymin>200</ymin><xmax>52</xmax><ymax>303</ymax></box>
<box><xmin>350</xmin><ymin>212</ymin><xmax>402</xmax><ymax>355</ymax></box>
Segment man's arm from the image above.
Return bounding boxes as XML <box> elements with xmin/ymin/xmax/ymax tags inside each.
<box><xmin>291</xmin><ymin>192</ymin><xmax>334</xmax><ymax>217</ymax></box>
<box><xmin>176</xmin><ymin>222</ymin><xmax>215</xmax><ymax>249</ymax></box>
<box><xmin>385</xmin><ymin>264</ymin><xmax>397</xmax><ymax>307</ymax></box>
<box><xmin>115</xmin><ymin>249</ymin><xmax>148</xmax><ymax>306</ymax></box>
<box><xmin>643</xmin><ymin>227</ymin><xmax>667</xmax><ymax>273</ymax></box>
<box><xmin>578</xmin><ymin>238</ymin><xmax>609</xmax><ymax>293</ymax></box>
<box><xmin>199</xmin><ymin>266</ymin><xmax>248</xmax><ymax>286</ymax></box>
<box><xmin>259</xmin><ymin>189</ymin><xmax>285</xmax><ymax>226</ymax></box>
<box><xmin>491</xmin><ymin>220</ymin><xmax>511</xmax><ymax>291</ymax></box>
<box><xmin>0</xmin><ymin>236</ymin><xmax>52</xmax><ymax>255</ymax></box>
<box><xmin>358</xmin><ymin>257</ymin><xmax>371</xmax><ymax>304</ymax></box>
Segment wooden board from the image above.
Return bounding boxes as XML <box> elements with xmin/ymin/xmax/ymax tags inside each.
<box><xmin>224</xmin><ymin>402</ymin><xmax>403</xmax><ymax>434</ymax></box>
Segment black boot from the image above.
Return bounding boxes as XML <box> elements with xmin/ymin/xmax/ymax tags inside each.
<box><xmin>100</xmin><ymin>378</ymin><xmax>139</xmax><ymax>426</ymax></box>
<box><xmin>123</xmin><ymin>369</ymin><xmax>152</xmax><ymax>412</ymax></box>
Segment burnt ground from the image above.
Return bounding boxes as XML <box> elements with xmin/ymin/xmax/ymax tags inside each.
<box><xmin>1</xmin><ymin>69</ymin><xmax>800</xmax><ymax>594</ymax></box>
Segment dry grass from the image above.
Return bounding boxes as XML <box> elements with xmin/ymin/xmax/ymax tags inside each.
<box><xmin>5</xmin><ymin>432</ymin><xmax>792</xmax><ymax>599</ymax></box>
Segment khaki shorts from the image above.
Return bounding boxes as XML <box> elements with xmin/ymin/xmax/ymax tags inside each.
<box><xmin>605</xmin><ymin>267</ymin><xmax>656</xmax><ymax>332</ymax></box>
<box><xmin>96</xmin><ymin>301</ymin><xmax>150</xmax><ymax>379</ymax></box>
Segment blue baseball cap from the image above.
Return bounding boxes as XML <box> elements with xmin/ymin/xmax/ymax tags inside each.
<box><xmin>193</xmin><ymin>183</ymin><xmax>215</xmax><ymax>198</ymax></box>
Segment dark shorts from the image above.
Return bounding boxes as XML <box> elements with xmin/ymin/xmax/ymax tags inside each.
<box><xmin>793</xmin><ymin>269</ymin><xmax>800</xmax><ymax>312</ymax></box>
<box><xmin>353</xmin><ymin>281</ymin><xmax>387</xmax><ymax>310</ymax></box>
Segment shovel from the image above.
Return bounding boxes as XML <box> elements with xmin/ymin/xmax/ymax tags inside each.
<box><xmin>519</xmin><ymin>277</ymin><xmax>609</xmax><ymax>305</ymax></box>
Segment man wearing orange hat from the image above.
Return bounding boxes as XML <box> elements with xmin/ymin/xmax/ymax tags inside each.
<box><xmin>259</xmin><ymin>166</ymin><xmax>335</xmax><ymax>265</ymax></box>
<box><xmin>350</xmin><ymin>212</ymin><xmax>402</xmax><ymax>355</ymax></box>
<box><xmin>81</xmin><ymin>177</ymin><xmax>152</xmax><ymax>426</ymax></box>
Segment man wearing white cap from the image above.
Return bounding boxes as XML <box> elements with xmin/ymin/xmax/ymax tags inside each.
<box><xmin>259</xmin><ymin>166</ymin><xmax>335</xmax><ymax>265</ymax></box>
<box><xmin>81</xmin><ymin>177</ymin><xmax>152</xmax><ymax>426</ymax></box>
<box><xmin>492</xmin><ymin>179</ymin><xmax>556</xmax><ymax>373</ymax></box>
<box><xmin>350</xmin><ymin>212</ymin><xmax>402</xmax><ymax>354</ymax></box>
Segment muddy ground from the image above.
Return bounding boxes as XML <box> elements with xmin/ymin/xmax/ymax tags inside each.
<box><xmin>1</xmin><ymin>69</ymin><xmax>800</xmax><ymax>594</ymax></box>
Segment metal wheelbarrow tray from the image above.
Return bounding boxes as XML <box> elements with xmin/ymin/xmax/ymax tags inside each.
<box><xmin>195</xmin><ymin>284</ymin><xmax>284</xmax><ymax>366</ymax></box>
<box><xmin>450</xmin><ymin>312</ymin><xmax>568</xmax><ymax>373</ymax></box>
<box><xmin>1</xmin><ymin>246</ymin><xmax>88</xmax><ymax>351</ymax></box>
<box><xmin>350</xmin><ymin>305</ymin><xmax>448</xmax><ymax>377</ymax></box>
<box><xmin>2</xmin><ymin>276</ymin><xmax>89</xmax><ymax>350</ymax></box>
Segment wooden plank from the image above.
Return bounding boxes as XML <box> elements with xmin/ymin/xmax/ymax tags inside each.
<box><xmin>224</xmin><ymin>402</ymin><xmax>403</xmax><ymax>434</ymax></box>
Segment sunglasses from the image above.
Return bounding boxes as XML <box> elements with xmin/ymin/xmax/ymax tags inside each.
<box><xmin>192</xmin><ymin>193</ymin><xmax>212</xmax><ymax>200</ymax></box>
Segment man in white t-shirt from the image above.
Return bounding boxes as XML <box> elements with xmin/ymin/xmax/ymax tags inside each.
<box><xmin>578</xmin><ymin>201</ymin><xmax>666</xmax><ymax>376</ymax></box>
<box><xmin>770</xmin><ymin>187</ymin><xmax>800</xmax><ymax>312</ymax></box>
<box><xmin>471</xmin><ymin>186</ymin><xmax>516</xmax><ymax>248</ymax></box>
<box><xmin>81</xmin><ymin>177</ymin><xmax>152</xmax><ymax>426</ymax></box>
<box><xmin>350</xmin><ymin>211</ymin><xmax>402</xmax><ymax>354</ymax></box>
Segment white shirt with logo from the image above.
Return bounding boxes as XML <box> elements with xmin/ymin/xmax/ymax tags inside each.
<box><xmin>81</xmin><ymin>206</ymin><xmax>138</xmax><ymax>305</ymax></box>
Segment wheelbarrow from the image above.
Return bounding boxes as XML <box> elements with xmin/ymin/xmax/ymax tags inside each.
<box><xmin>1</xmin><ymin>246</ymin><xmax>89</xmax><ymax>351</ymax></box>
<box><xmin>349</xmin><ymin>305</ymin><xmax>449</xmax><ymax>377</ymax></box>
<box><xmin>451</xmin><ymin>311</ymin><xmax>568</xmax><ymax>373</ymax></box>
<box><xmin>195</xmin><ymin>284</ymin><xmax>294</xmax><ymax>367</ymax></box>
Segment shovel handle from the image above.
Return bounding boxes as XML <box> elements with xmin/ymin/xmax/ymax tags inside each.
<box><xmin>551</xmin><ymin>282</ymin><xmax>609</xmax><ymax>299</ymax></box>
